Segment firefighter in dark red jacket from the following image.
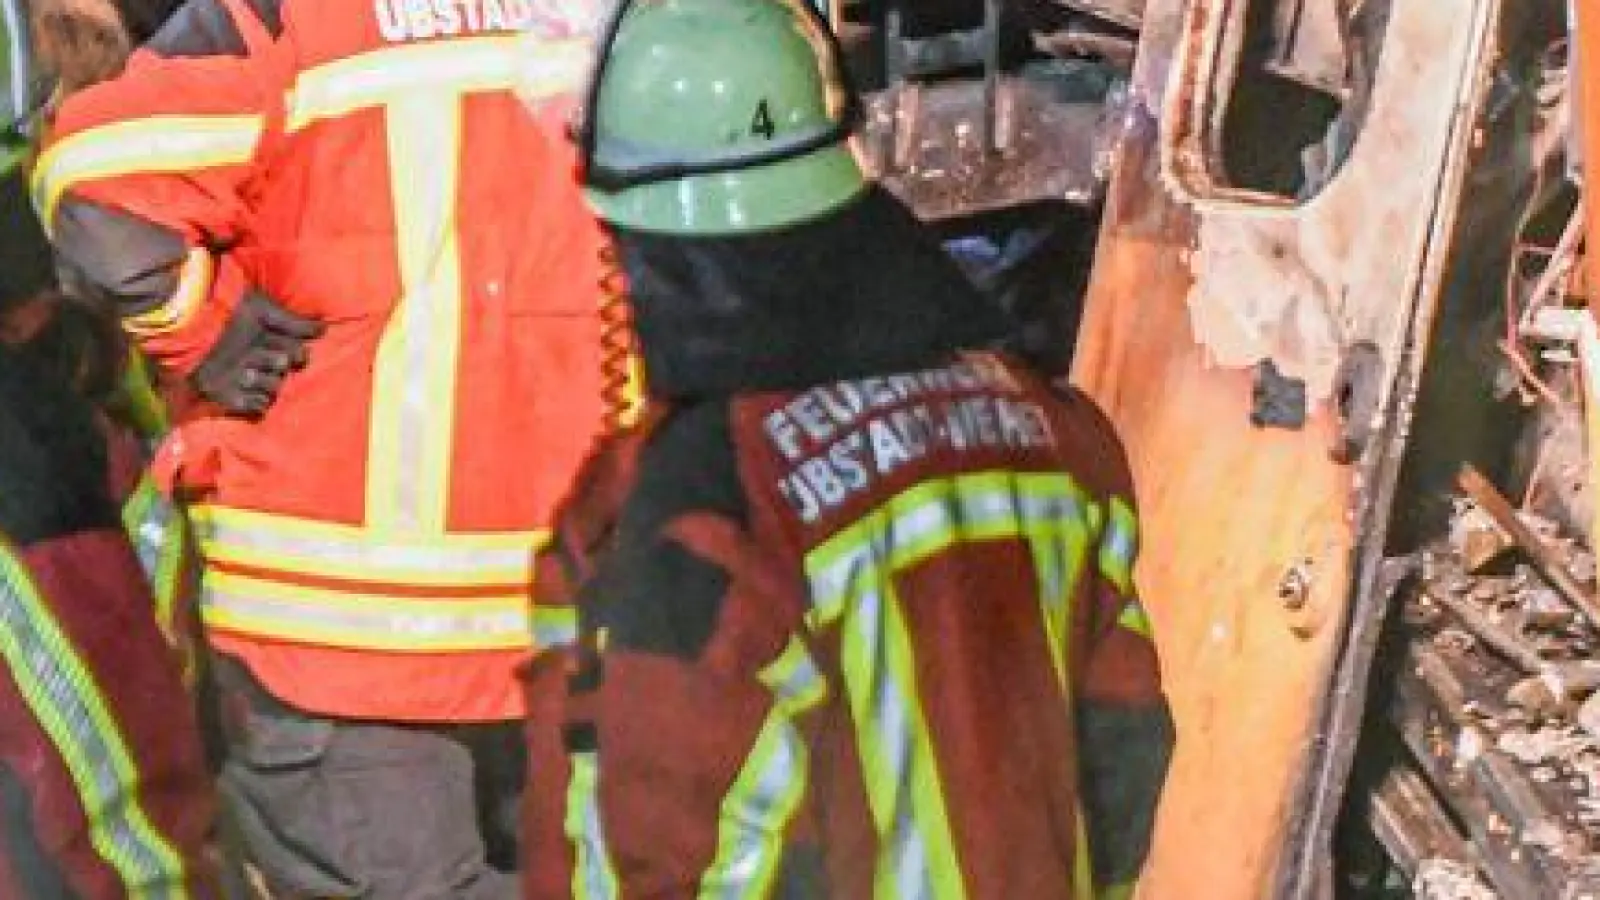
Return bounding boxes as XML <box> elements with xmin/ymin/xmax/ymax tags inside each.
<box><xmin>0</xmin><ymin>4</ymin><xmax>218</xmax><ymax>895</ymax></box>
<box><xmin>520</xmin><ymin>1</ymin><xmax>1175</xmax><ymax>897</ymax></box>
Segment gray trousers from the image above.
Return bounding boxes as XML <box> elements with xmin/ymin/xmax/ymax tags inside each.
<box><xmin>212</xmin><ymin>657</ymin><xmax>523</xmax><ymax>900</ymax></box>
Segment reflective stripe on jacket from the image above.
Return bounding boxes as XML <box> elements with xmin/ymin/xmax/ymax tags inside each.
<box><xmin>0</xmin><ymin>532</ymin><xmax>218</xmax><ymax>899</ymax></box>
<box><xmin>523</xmin><ymin>354</ymin><xmax>1172</xmax><ymax>899</ymax></box>
<box><xmin>39</xmin><ymin>0</ymin><xmax>610</xmax><ymax>720</ymax></box>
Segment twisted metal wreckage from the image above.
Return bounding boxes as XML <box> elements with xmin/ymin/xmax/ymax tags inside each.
<box><xmin>22</xmin><ymin>0</ymin><xmax>1600</xmax><ymax>894</ymax></box>
<box><xmin>837</xmin><ymin>0</ymin><xmax>1600</xmax><ymax>894</ymax></box>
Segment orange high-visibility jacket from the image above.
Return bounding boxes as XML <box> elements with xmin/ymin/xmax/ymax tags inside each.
<box><xmin>34</xmin><ymin>0</ymin><xmax>611</xmax><ymax>722</ymax></box>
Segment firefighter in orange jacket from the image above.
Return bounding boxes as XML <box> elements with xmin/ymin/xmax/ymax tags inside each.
<box><xmin>0</xmin><ymin>6</ymin><xmax>218</xmax><ymax>893</ymax></box>
<box><xmin>521</xmin><ymin>1</ymin><xmax>1175</xmax><ymax>897</ymax></box>
<box><xmin>33</xmin><ymin>0</ymin><xmax>611</xmax><ymax>891</ymax></box>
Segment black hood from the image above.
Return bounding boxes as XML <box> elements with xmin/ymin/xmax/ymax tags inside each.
<box><xmin>0</xmin><ymin>342</ymin><xmax>115</xmax><ymax>546</ymax></box>
<box><xmin>610</xmin><ymin>185</ymin><xmax>1009</xmax><ymax>399</ymax></box>
<box><xmin>0</xmin><ymin>168</ymin><xmax>55</xmax><ymax>310</ymax></box>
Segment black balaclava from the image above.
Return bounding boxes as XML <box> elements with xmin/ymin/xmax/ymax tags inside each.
<box><xmin>609</xmin><ymin>185</ymin><xmax>1011</xmax><ymax>401</ymax></box>
<box><xmin>0</xmin><ymin>168</ymin><xmax>54</xmax><ymax>308</ymax></box>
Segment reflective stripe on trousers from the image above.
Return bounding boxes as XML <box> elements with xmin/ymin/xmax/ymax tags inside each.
<box><xmin>803</xmin><ymin>470</ymin><xmax>1102</xmax><ymax>900</ymax></box>
<box><xmin>565</xmin><ymin>751</ymin><xmax>620</xmax><ymax>900</ymax></box>
<box><xmin>0</xmin><ymin>544</ymin><xmax>192</xmax><ymax>899</ymax></box>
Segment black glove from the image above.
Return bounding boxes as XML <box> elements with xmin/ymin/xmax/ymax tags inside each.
<box><xmin>192</xmin><ymin>291</ymin><xmax>324</xmax><ymax>417</ymax></box>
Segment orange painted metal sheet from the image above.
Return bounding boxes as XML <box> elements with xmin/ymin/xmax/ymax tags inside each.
<box><xmin>1073</xmin><ymin>0</ymin><xmax>1498</xmax><ymax>895</ymax></box>
<box><xmin>1074</xmin><ymin>164</ymin><xmax>1355</xmax><ymax>900</ymax></box>
<box><xmin>1580</xmin><ymin>0</ymin><xmax>1600</xmax><ymax>319</ymax></box>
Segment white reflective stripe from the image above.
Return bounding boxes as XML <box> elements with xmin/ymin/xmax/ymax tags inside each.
<box><xmin>566</xmin><ymin>751</ymin><xmax>620</xmax><ymax>900</ymax></box>
<box><xmin>123</xmin><ymin>480</ymin><xmax>174</xmax><ymax>588</ymax></box>
<box><xmin>0</xmin><ymin>547</ymin><xmax>192</xmax><ymax>898</ymax></box>
<box><xmin>32</xmin><ymin>115</ymin><xmax>263</xmax><ymax>223</ymax></box>
<box><xmin>698</xmin><ymin>712</ymin><xmax>809</xmax><ymax>900</ymax></box>
<box><xmin>1116</xmin><ymin>600</ymin><xmax>1153</xmax><ymax>639</ymax></box>
<box><xmin>280</xmin><ymin>33</ymin><xmax>589</xmax><ymax>541</ymax></box>
<box><xmin>699</xmin><ymin>638</ymin><xmax>829</xmax><ymax>899</ymax></box>
<box><xmin>284</xmin><ymin>34</ymin><xmax>589</xmax><ymax>131</ymax></box>
<box><xmin>365</xmin><ymin>91</ymin><xmax>465</xmax><ymax>536</ymax></box>
<box><xmin>807</xmin><ymin>472</ymin><xmax>1088</xmax><ymax>626</ymax></box>
<box><xmin>844</xmin><ymin>582</ymin><xmax>950</xmax><ymax>900</ymax></box>
<box><xmin>2</xmin><ymin>0</ymin><xmax>27</xmax><ymax>122</ymax></box>
<box><xmin>532</xmin><ymin>605</ymin><xmax>578</xmax><ymax>650</ymax></box>
<box><xmin>191</xmin><ymin>506</ymin><xmax>544</xmax><ymax>587</ymax></box>
<box><xmin>1097</xmin><ymin>497</ymin><xmax>1138</xmax><ymax>596</ymax></box>
<box><xmin>201</xmin><ymin>570</ymin><xmax>532</xmax><ymax>652</ymax></box>
<box><xmin>803</xmin><ymin>471</ymin><xmax>1099</xmax><ymax>897</ymax></box>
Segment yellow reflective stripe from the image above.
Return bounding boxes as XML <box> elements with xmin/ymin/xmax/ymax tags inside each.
<box><xmin>805</xmin><ymin>471</ymin><xmax>1100</xmax><ymax>898</ymax></box>
<box><xmin>124</xmin><ymin>249</ymin><xmax>213</xmax><ymax>337</ymax></box>
<box><xmin>1116</xmin><ymin>601</ymin><xmax>1153</xmax><ymax>640</ymax></box>
<box><xmin>699</xmin><ymin>638</ymin><xmax>830</xmax><ymax>899</ymax></box>
<box><xmin>190</xmin><ymin>505</ymin><xmax>543</xmax><ymax>551</ymax></box>
<box><xmin>0</xmin><ymin>545</ymin><xmax>191</xmax><ymax>898</ymax></box>
<box><xmin>620</xmin><ymin>352</ymin><xmax>647</xmax><ymax>430</ymax></box>
<box><xmin>31</xmin><ymin>115</ymin><xmax>263</xmax><ymax>224</ymax></box>
<box><xmin>808</xmin><ymin>471</ymin><xmax>1093</xmax><ymax>688</ymax></box>
<box><xmin>119</xmin><ymin>349</ymin><xmax>171</xmax><ymax>438</ymax></box>
<box><xmin>1074</xmin><ymin>810</ymin><xmax>1095</xmax><ymax>900</ymax></box>
<box><xmin>1097</xmin><ymin>498</ymin><xmax>1138</xmax><ymax>597</ymax></box>
<box><xmin>850</xmin><ymin>583</ymin><xmax>965</xmax><ymax>900</ymax></box>
<box><xmin>532</xmin><ymin>605</ymin><xmax>578</xmax><ymax>650</ymax></box>
<box><xmin>123</xmin><ymin>478</ymin><xmax>192</xmax><ymax>663</ymax></box>
<box><xmin>190</xmin><ymin>505</ymin><xmax>545</xmax><ymax>587</ymax></box>
<box><xmin>282</xmin><ymin>35</ymin><xmax>589</xmax><ymax>541</ymax></box>
<box><xmin>283</xmin><ymin>35</ymin><xmax>589</xmax><ymax>132</ymax></box>
<box><xmin>566</xmin><ymin>751</ymin><xmax>621</xmax><ymax>900</ymax></box>
<box><xmin>201</xmin><ymin>569</ymin><xmax>532</xmax><ymax>652</ymax></box>
<box><xmin>365</xmin><ymin>91</ymin><xmax>465</xmax><ymax>537</ymax></box>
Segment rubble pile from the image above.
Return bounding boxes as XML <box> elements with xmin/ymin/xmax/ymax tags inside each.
<box><xmin>1414</xmin><ymin>858</ymin><xmax>1501</xmax><ymax>900</ymax></box>
<box><xmin>1396</xmin><ymin>486</ymin><xmax>1600</xmax><ymax>896</ymax></box>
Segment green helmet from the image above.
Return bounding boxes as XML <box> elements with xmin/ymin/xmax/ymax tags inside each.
<box><xmin>574</xmin><ymin>0</ymin><xmax>866</xmax><ymax>235</ymax></box>
<box><xmin>2</xmin><ymin>0</ymin><xmax>51</xmax><ymax>176</ymax></box>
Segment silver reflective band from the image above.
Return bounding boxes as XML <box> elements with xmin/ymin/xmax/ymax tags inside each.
<box><xmin>202</xmin><ymin>587</ymin><xmax>531</xmax><ymax>651</ymax></box>
<box><xmin>566</xmin><ymin>751</ymin><xmax>621</xmax><ymax>900</ymax></box>
<box><xmin>194</xmin><ymin>512</ymin><xmax>536</xmax><ymax>584</ymax></box>
<box><xmin>807</xmin><ymin>475</ymin><xmax>1088</xmax><ymax>626</ymax></box>
<box><xmin>0</xmin><ymin>550</ymin><xmax>190</xmax><ymax>898</ymax></box>
<box><xmin>1</xmin><ymin>0</ymin><xmax>44</xmax><ymax>134</ymax></box>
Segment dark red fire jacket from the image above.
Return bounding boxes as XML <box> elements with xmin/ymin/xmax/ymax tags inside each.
<box><xmin>0</xmin><ymin>344</ymin><xmax>217</xmax><ymax>899</ymax></box>
<box><xmin>524</xmin><ymin>351</ymin><xmax>1174</xmax><ymax>900</ymax></box>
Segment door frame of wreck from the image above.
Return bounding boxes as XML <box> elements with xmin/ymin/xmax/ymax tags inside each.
<box><xmin>1070</xmin><ymin>0</ymin><xmax>1534</xmax><ymax>895</ymax></box>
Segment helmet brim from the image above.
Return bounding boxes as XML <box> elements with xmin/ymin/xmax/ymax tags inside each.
<box><xmin>585</xmin><ymin>142</ymin><xmax>867</xmax><ymax>236</ymax></box>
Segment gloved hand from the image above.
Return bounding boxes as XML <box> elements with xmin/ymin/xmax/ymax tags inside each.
<box><xmin>191</xmin><ymin>291</ymin><xmax>323</xmax><ymax>417</ymax></box>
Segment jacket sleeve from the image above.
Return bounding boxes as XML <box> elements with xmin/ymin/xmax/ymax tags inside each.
<box><xmin>0</xmin><ymin>533</ymin><xmax>218</xmax><ymax>899</ymax></box>
<box><xmin>1062</xmin><ymin>388</ymin><xmax>1175</xmax><ymax>899</ymax></box>
<box><xmin>33</xmin><ymin>0</ymin><xmax>288</xmax><ymax>375</ymax></box>
<box><xmin>524</xmin><ymin>404</ymin><xmax>825</xmax><ymax>899</ymax></box>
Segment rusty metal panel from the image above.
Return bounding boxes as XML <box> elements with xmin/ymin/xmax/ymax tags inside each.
<box><xmin>855</xmin><ymin>72</ymin><xmax>1111</xmax><ymax>220</ymax></box>
<box><xmin>1071</xmin><ymin>0</ymin><xmax>1503</xmax><ymax>895</ymax></box>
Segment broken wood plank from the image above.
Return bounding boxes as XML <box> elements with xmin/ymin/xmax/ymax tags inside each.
<box><xmin>1457</xmin><ymin>465</ymin><xmax>1600</xmax><ymax>624</ymax></box>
